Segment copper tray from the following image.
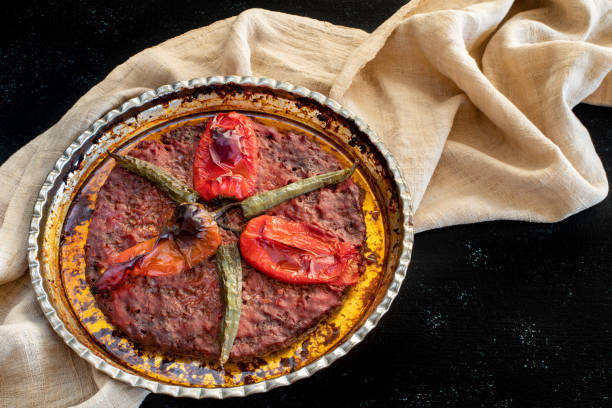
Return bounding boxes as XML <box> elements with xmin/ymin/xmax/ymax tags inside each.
<box><xmin>28</xmin><ymin>76</ymin><xmax>414</xmax><ymax>398</ymax></box>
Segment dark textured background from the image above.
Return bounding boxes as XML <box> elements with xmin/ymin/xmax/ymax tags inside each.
<box><xmin>3</xmin><ymin>1</ymin><xmax>611</xmax><ymax>407</ymax></box>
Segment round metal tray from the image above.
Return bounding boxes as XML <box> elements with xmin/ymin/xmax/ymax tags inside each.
<box><xmin>28</xmin><ymin>76</ymin><xmax>414</xmax><ymax>398</ymax></box>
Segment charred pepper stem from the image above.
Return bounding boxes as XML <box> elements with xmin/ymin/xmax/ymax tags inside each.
<box><xmin>92</xmin><ymin>203</ymin><xmax>221</xmax><ymax>293</ymax></box>
<box><xmin>238</xmin><ymin>163</ymin><xmax>357</xmax><ymax>219</ymax></box>
<box><xmin>215</xmin><ymin>244</ymin><xmax>242</xmax><ymax>365</ymax></box>
<box><xmin>110</xmin><ymin>152</ymin><xmax>200</xmax><ymax>204</ymax></box>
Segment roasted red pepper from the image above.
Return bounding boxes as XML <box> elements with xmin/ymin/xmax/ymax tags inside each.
<box><xmin>239</xmin><ymin>215</ymin><xmax>360</xmax><ymax>286</ymax></box>
<box><xmin>193</xmin><ymin>112</ymin><xmax>258</xmax><ymax>201</ymax></box>
<box><xmin>93</xmin><ymin>203</ymin><xmax>221</xmax><ymax>293</ymax></box>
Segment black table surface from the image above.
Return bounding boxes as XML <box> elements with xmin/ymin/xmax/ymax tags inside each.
<box><xmin>4</xmin><ymin>1</ymin><xmax>611</xmax><ymax>406</ymax></box>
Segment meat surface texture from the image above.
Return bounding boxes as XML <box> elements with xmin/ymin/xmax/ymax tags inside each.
<box><xmin>85</xmin><ymin>120</ymin><xmax>365</xmax><ymax>359</ymax></box>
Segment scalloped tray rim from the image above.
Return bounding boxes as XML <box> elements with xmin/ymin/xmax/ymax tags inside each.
<box><xmin>28</xmin><ymin>75</ymin><xmax>415</xmax><ymax>399</ymax></box>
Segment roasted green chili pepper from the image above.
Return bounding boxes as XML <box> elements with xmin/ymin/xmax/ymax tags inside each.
<box><xmin>215</xmin><ymin>244</ymin><xmax>242</xmax><ymax>365</ymax></box>
<box><xmin>237</xmin><ymin>163</ymin><xmax>357</xmax><ymax>219</ymax></box>
<box><xmin>109</xmin><ymin>152</ymin><xmax>200</xmax><ymax>204</ymax></box>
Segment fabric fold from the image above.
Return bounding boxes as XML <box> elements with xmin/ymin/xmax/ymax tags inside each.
<box><xmin>332</xmin><ymin>0</ymin><xmax>611</xmax><ymax>231</ymax></box>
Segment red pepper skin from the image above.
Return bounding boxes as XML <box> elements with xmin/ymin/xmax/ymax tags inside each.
<box><xmin>92</xmin><ymin>204</ymin><xmax>221</xmax><ymax>294</ymax></box>
<box><xmin>92</xmin><ymin>239</ymin><xmax>185</xmax><ymax>294</ymax></box>
<box><xmin>193</xmin><ymin>112</ymin><xmax>258</xmax><ymax>201</ymax></box>
<box><xmin>239</xmin><ymin>215</ymin><xmax>360</xmax><ymax>286</ymax></box>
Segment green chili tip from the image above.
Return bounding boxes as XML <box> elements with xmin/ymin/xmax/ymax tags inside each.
<box><xmin>109</xmin><ymin>152</ymin><xmax>200</xmax><ymax>204</ymax></box>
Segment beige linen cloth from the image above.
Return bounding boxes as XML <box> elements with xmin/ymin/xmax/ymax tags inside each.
<box><xmin>1</xmin><ymin>0</ymin><xmax>611</xmax><ymax>406</ymax></box>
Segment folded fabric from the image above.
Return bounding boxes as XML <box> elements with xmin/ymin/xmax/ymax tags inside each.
<box><xmin>1</xmin><ymin>1</ymin><xmax>610</xmax><ymax>406</ymax></box>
